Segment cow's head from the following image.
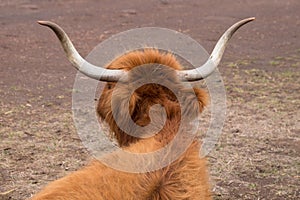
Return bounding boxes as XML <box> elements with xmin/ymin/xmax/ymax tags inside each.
<box><xmin>38</xmin><ymin>18</ymin><xmax>254</xmax><ymax>147</ymax></box>
<box><xmin>96</xmin><ymin>49</ymin><xmax>209</xmax><ymax>146</ymax></box>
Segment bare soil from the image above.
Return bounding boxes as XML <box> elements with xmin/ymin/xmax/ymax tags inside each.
<box><xmin>0</xmin><ymin>0</ymin><xmax>299</xmax><ymax>199</ymax></box>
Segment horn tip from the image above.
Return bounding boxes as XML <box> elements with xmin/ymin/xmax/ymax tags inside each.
<box><xmin>37</xmin><ymin>20</ymin><xmax>46</xmax><ymax>24</ymax></box>
<box><xmin>37</xmin><ymin>20</ymin><xmax>52</xmax><ymax>27</ymax></box>
<box><xmin>247</xmin><ymin>17</ymin><xmax>256</xmax><ymax>21</ymax></box>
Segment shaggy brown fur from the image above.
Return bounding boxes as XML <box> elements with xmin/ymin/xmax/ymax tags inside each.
<box><xmin>31</xmin><ymin>49</ymin><xmax>212</xmax><ymax>200</ymax></box>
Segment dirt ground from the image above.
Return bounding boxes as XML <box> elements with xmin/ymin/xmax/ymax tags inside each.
<box><xmin>0</xmin><ymin>0</ymin><xmax>299</xmax><ymax>199</ymax></box>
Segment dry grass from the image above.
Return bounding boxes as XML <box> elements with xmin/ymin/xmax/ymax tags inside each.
<box><xmin>210</xmin><ymin>51</ymin><xmax>300</xmax><ymax>199</ymax></box>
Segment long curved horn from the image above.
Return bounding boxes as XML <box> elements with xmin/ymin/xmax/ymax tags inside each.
<box><xmin>38</xmin><ymin>21</ymin><xmax>125</xmax><ymax>82</ymax></box>
<box><xmin>177</xmin><ymin>17</ymin><xmax>255</xmax><ymax>81</ymax></box>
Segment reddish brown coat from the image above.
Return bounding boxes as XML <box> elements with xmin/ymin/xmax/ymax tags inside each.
<box><xmin>32</xmin><ymin>49</ymin><xmax>212</xmax><ymax>200</ymax></box>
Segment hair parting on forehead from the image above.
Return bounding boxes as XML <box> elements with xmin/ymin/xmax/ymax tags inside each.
<box><xmin>105</xmin><ymin>49</ymin><xmax>182</xmax><ymax>71</ymax></box>
<box><xmin>97</xmin><ymin>48</ymin><xmax>208</xmax><ymax>147</ymax></box>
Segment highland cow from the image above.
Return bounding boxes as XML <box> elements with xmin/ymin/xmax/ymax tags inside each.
<box><xmin>31</xmin><ymin>17</ymin><xmax>254</xmax><ymax>200</ymax></box>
